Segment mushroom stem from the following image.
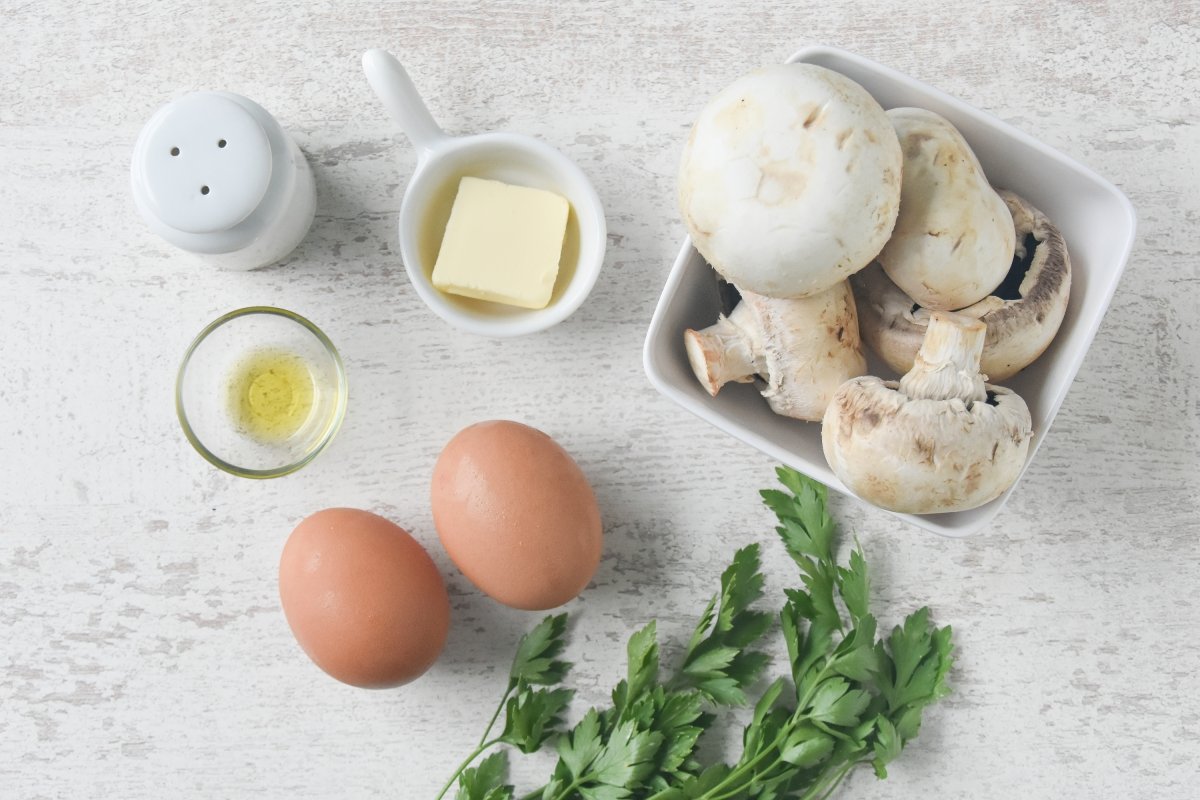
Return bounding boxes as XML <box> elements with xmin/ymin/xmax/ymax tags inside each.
<box><xmin>684</xmin><ymin>302</ymin><xmax>764</xmax><ymax>394</ymax></box>
<box><xmin>684</xmin><ymin>283</ymin><xmax>867</xmax><ymax>421</ymax></box>
<box><xmin>821</xmin><ymin>307</ymin><xmax>1032</xmax><ymax>514</ymax></box>
<box><xmin>853</xmin><ymin>193</ymin><xmax>1072</xmax><ymax>382</ymax></box>
<box><xmin>897</xmin><ymin>311</ymin><xmax>987</xmax><ymax>405</ymax></box>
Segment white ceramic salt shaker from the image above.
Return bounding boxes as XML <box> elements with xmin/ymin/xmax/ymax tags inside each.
<box><xmin>130</xmin><ymin>92</ymin><xmax>316</xmax><ymax>270</ymax></box>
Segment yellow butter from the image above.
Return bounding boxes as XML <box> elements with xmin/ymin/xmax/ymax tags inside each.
<box><xmin>431</xmin><ymin>176</ymin><xmax>570</xmax><ymax>310</ymax></box>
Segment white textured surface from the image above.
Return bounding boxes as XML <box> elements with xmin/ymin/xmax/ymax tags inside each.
<box><xmin>1</xmin><ymin>1</ymin><xmax>1198</xmax><ymax>797</ymax></box>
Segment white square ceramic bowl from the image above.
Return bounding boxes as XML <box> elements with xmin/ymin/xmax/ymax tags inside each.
<box><xmin>644</xmin><ymin>45</ymin><xmax>1136</xmax><ymax>537</ymax></box>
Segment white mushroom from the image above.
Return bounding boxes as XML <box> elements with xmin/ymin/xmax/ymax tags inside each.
<box><xmin>876</xmin><ymin>108</ymin><xmax>1014</xmax><ymax>311</ymax></box>
<box><xmin>679</xmin><ymin>63</ymin><xmax>902</xmax><ymax>299</ymax></box>
<box><xmin>853</xmin><ymin>191</ymin><xmax>1071</xmax><ymax>381</ymax></box>
<box><xmin>822</xmin><ymin>311</ymin><xmax>1032</xmax><ymax>514</ymax></box>
<box><xmin>685</xmin><ymin>282</ymin><xmax>866</xmax><ymax>422</ymax></box>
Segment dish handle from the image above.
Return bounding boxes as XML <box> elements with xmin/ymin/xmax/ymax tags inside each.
<box><xmin>362</xmin><ymin>49</ymin><xmax>448</xmax><ymax>158</ymax></box>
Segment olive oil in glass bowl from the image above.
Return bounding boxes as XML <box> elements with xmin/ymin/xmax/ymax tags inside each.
<box><xmin>176</xmin><ymin>307</ymin><xmax>347</xmax><ymax>478</ymax></box>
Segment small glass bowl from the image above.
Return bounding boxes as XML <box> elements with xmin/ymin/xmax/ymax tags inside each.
<box><xmin>176</xmin><ymin>307</ymin><xmax>348</xmax><ymax>478</ymax></box>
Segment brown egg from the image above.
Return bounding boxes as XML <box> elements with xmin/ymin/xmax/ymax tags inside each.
<box><xmin>432</xmin><ymin>420</ymin><xmax>603</xmax><ymax>610</ymax></box>
<box><xmin>279</xmin><ymin>508</ymin><xmax>450</xmax><ymax>689</ymax></box>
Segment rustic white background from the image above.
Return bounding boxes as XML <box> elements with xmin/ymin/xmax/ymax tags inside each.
<box><xmin>2</xmin><ymin>1</ymin><xmax>1198</xmax><ymax>797</ymax></box>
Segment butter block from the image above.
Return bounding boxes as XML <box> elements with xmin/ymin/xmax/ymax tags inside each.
<box><xmin>431</xmin><ymin>176</ymin><xmax>571</xmax><ymax>310</ymax></box>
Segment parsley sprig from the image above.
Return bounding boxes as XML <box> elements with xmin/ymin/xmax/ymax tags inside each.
<box><xmin>441</xmin><ymin>467</ymin><xmax>955</xmax><ymax>800</ymax></box>
<box><xmin>434</xmin><ymin>614</ymin><xmax>574</xmax><ymax>800</ymax></box>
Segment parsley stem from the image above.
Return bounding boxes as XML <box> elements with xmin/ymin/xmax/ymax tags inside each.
<box><xmin>543</xmin><ymin>773</ymin><xmax>590</xmax><ymax>800</ymax></box>
<box><xmin>689</xmin><ymin>661</ymin><xmax>843</xmax><ymax>800</ymax></box>
<box><xmin>711</xmin><ymin>744</ymin><xmax>785</xmax><ymax>799</ymax></box>
<box><xmin>795</xmin><ymin>660</ymin><xmax>837</xmax><ymax>711</ymax></box>
<box><xmin>478</xmin><ymin>680</ymin><xmax>516</xmax><ymax>747</ymax></box>
<box><xmin>697</xmin><ymin>722</ymin><xmax>805</xmax><ymax>800</ymax></box>
<box><xmin>800</xmin><ymin>758</ymin><xmax>860</xmax><ymax>800</ymax></box>
<box><xmin>432</xmin><ymin>737</ymin><xmax>503</xmax><ymax>800</ymax></box>
<box><xmin>433</xmin><ymin>681</ymin><xmax>516</xmax><ymax>800</ymax></box>
<box><xmin>811</xmin><ymin>719</ymin><xmax>856</xmax><ymax>744</ymax></box>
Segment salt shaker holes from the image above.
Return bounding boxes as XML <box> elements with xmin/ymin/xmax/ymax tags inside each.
<box><xmin>131</xmin><ymin>91</ymin><xmax>316</xmax><ymax>269</ymax></box>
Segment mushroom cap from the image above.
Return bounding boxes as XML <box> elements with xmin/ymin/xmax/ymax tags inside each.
<box><xmin>679</xmin><ymin>64</ymin><xmax>901</xmax><ymax>299</ymax></box>
<box><xmin>851</xmin><ymin>261</ymin><xmax>928</xmax><ymax>375</ymax></box>
<box><xmin>821</xmin><ymin>377</ymin><xmax>1032</xmax><ymax>513</ymax></box>
<box><xmin>876</xmin><ymin>108</ymin><xmax>1014</xmax><ymax>311</ymax></box>
<box><xmin>853</xmin><ymin>192</ymin><xmax>1072</xmax><ymax>381</ymax></box>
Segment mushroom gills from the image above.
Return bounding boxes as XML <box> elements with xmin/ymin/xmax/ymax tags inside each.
<box><xmin>852</xmin><ymin>191</ymin><xmax>1071</xmax><ymax>382</ymax></box>
<box><xmin>990</xmin><ymin>232</ymin><xmax>1039</xmax><ymax>301</ymax></box>
<box><xmin>685</xmin><ymin>281</ymin><xmax>867</xmax><ymax>422</ymax></box>
<box><xmin>821</xmin><ymin>311</ymin><xmax>1033</xmax><ymax>514</ymax></box>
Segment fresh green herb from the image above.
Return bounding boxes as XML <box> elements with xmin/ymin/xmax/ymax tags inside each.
<box><xmin>537</xmin><ymin>546</ymin><xmax>769</xmax><ymax>800</ymax></box>
<box><xmin>453</xmin><ymin>751</ymin><xmax>513</xmax><ymax>800</ymax></box>
<box><xmin>437</xmin><ymin>467</ymin><xmax>955</xmax><ymax>800</ymax></box>
<box><xmin>435</xmin><ymin>614</ymin><xmax>574</xmax><ymax>799</ymax></box>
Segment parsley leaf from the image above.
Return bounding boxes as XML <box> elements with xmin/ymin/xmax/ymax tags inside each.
<box><xmin>674</xmin><ymin>545</ymin><xmax>772</xmax><ymax>705</ymax></box>
<box><xmin>434</xmin><ymin>614</ymin><xmax>574</xmax><ymax>800</ymax></box>
<box><xmin>837</xmin><ymin>549</ymin><xmax>871</xmax><ymax>623</ymax></box>
<box><xmin>511</xmin><ymin>613</ymin><xmax>570</xmax><ymax>686</ymax></box>
<box><xmin>557</xmin><ymin>709</ymin><xmax>605</xmax><ymax>781</ymax></box>
<box><xmin>589</xmin><ymin>719</ymin><xmax>664</xmax><ymax>790</ymax></box>
<box><xmin>871</xmin><ymin>717</ymin><xmax>901</xmax><ymax>779</ymax></box>
<box><xmin>435</xmin><ymin>466</ymin><xmax>956</xmax><ymax>800</ymax></box>
<box><xmin>500</xmin><ymin>686</ymin><xmax>574</xmax><ymax>754</ymax></box>
<box><xmin>612</xmin><ymin>622</ymin><xmax>659</xmax><ymax>718</ymax></box>
<box><xmin>454</xmin><ymin>751</ymin><xmax>513</xmax><ymax>800</ymax></box>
